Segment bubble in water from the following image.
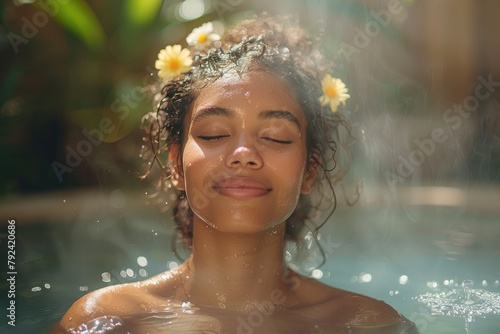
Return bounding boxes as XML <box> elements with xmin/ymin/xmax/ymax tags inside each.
<box><xmin>44</xmin><ymin>283</ymin><xmax>51</xmax><ymax>289</ymax></box>
<box><xmin>79</xmin><ymin>286</ymin><xmax>88</xmax><ymax>291</ymax></box>
<box><xmin>399</xmin><ymin>275</ymin><xmax>409</xmax><ymax>285</ymax></box>
<box><xmin>139</xmin><ymin>269</ymin><xmax>147</xmax><ymax>277</ymax></box>
<box><xmin>32</xmin><ymin>286</ymin><xmax>42</xmax><ymax>292</ymax></box>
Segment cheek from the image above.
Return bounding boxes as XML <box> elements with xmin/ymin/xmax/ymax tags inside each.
<box><xmin>267</xmin><ymin>150</ymin><xmax>307</xmax><ymax>195</ymax></box>
<box><xmin>182</xmin><ymin>140</ymin><xmax>222</xmax><ymax>211</ymax></box>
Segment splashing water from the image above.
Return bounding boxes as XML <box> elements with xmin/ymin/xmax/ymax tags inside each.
<box><xmin>415</xmin><ymin>280</ymin><xmax>500</xmax><ymax>333</ymax></box>
<box><xmin>67</xmin><ymin>316</ymin><xmax>123</xmax><ymax>334</ymax></box>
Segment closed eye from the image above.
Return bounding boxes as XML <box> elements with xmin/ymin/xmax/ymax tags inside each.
<box><xmin>261</xmin><ymin>137</ymin><xmax>292</xmax><ymax>144</ymax></box>
<box><xmin>197</xmin><ymin>135</ymin><xmax>230</xmax><ymax>141</ymax></box>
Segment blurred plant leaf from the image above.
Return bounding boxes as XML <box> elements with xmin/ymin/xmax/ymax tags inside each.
<box><xmin>70</xmin><ymin>106</ymin><xmax>140</xmax><ymax>143</ymax></box>
<box><xmin>34</xmin><ymin>0</ymin><xmax>105</xmax><ymax>51</ymax></box>
<box><xmin>126</xmin><ymin>0</ymin><xmax>163</xmax><ymax>26</ymax></box>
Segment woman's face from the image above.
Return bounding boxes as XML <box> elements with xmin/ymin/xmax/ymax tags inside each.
<box><xmin>174</xmin><ymin>70</ymin><xmax>315</xmax><ymax>234</ymax></box>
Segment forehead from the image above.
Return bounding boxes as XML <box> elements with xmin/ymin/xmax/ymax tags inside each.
<box><xmin>191</xmin><ymin>70</ymin><xmax>303</xmax><ymax>116</ymax></box>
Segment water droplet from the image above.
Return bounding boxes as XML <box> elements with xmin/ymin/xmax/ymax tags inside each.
<box><xmin>168</xmin><ymin>261</ymin><xmax>178</xmax><ymax>270</ymax></box>
<box><xmin>359</xmin><ymin>273</ymin><xmax>372</xmax><ymax>283</ymax></box>
<box><xmin>137</xmin><ymin>256</ymin><xmax>148</xmax><ymax>267</ymax></box>
<box><xmin>426</xmin><ymin>281</ymin><xmax>439</xmax><ymax>289</ymax></box>
<box><xmin>102</xmin><ymin>272</ymin><xmax>111</xmax><ymax>283</ymax></box>
<box><xmin>312</xmin><ymin>269</ymin><xmax>323</xmax><ymax>279</ymax></box>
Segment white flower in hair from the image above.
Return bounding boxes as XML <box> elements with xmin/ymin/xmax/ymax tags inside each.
<box><xmin>319</xmin><ymin>74</ymin><xmax>350</xmax><ymax>112</ymax></box>
<box><xmin>186</xmin><ymin>22</ymin><xmax>220</xmax><ymax>49</ymax></box>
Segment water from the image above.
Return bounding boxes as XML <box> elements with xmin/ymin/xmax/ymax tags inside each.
<box><xmin>2</xmin><ymin>190</ymin><xmax>500</xmax><ymax>333</ymax></box>
<box><xmin>51</xmin><ymin>302</ymin><xmax>417</xmax><ymax>334</ymax></box>
<box><xmin>415</xmin><ymin>280</ymin><xmax>500</xmax><ymax>334</ymax></box>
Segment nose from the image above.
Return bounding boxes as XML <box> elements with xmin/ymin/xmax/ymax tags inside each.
<box><xmin>225</xmin><ymin>139</ymin><xmax>263</xmax><ymax>170</ymax></box>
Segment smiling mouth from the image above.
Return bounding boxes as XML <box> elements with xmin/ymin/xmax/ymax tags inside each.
<box><xmin>213</xmin><ymin>178</ymin><xmax>271</xmax><ymax>199</ymax></box>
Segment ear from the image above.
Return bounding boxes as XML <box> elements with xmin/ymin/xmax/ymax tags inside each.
<box><xmin>168</xmin><ymin>145</ymin><xmax>185</xmax><ymax>191</ymax></box>
<box><xmin>301</xmin><ymin>153</ymin><xmax>320</xmax><ymax>195</ymax></box>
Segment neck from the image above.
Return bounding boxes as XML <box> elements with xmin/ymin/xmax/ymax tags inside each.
<box><xmin>178</xmin><ymin>217</ymin><xmax>293</xmax><ymax>311</ymax></box>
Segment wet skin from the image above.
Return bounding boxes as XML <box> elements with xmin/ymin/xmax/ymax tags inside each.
<box><xmin>55</xmin><ymin>71</ymin><xmax>407</xmax><ymax>333</ymax></box>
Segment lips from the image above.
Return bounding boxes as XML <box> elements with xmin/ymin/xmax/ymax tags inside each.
<box><xmin>213</xmin><ymin>177</ymin><xmax>271</xmax><ymax>199</ymax></box>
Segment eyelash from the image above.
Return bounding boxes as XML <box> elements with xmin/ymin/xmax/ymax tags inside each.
<box><xmin>197</xmin><ymin>135</ymin><xmax>292</xmax><ymax>145</ymax></box>
<box><xmin>197</xmin><ymin>135</ymin><xmax>229</xmax><ymax>141</ymax></box>
<box><xmin>262</xmin><ymin>137</ymin><xmax>292</xmax><ymax>145</ymax></box>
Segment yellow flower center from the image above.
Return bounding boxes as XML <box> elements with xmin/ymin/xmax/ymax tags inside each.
<box><xmin>325</xmin><ymin>86</ymin><xmax>338</xmax><ymax>98</ymax></box>
<box><xmin>197</xmin><ymin>33</ymin><xmax>207</xmax><ymax>43</ymax></box>
<box><xmin>168</xmin><ymin>58</ymin><xmax>180</xmax><ymax>70</ymax></box>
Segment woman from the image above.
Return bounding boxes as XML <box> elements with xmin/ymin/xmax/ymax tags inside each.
<box><xmin>55</xmin><ymin>15</ymin><xmax>416</xmax><ymax>333</ymax></box>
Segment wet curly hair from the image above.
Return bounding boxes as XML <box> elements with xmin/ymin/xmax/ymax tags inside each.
<box><xmin>142</xmin><ymin>14</ymin><xmax>356</xmax><ymax>270</ymax></box>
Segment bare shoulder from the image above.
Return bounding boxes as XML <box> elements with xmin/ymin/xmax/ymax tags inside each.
<box><xmin>290</xmin><ymin>274</ymin><xmax>402</xmax><ymax>327</ymax></box>
<box><xmin>56</xmin><ymin>270</ymin><xmax>181</xmax><ymax>331</ymax></box>
<box><xmin>57</xmin><ymin>282</ymin><xmax>143</xmax><ymax>330</ymax></box>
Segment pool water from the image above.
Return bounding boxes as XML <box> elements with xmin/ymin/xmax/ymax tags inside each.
<box><xmin>49</xmin><ymin>303</ymin><xmax>418</xmax><ymax>334</ymax></box>
<box><xmin>1</xmin><ymin>188</ymin><xmax>499</xmax><ymax>333</ymax></box>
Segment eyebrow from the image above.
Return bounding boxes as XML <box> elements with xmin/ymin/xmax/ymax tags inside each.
<box><xmin>258</xmin><ymin>110</ymin><xmax>300</xmax><ymax>130</ymax></box>
<box><xmin>191</xmin><ymin>107</ymin><xmax>233</xmax><ymax>124</ymax></box>
<box><xmin>191</xmin><ymin>107</ymin><xmax>300</xmax><ymax>129</ymax></box>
